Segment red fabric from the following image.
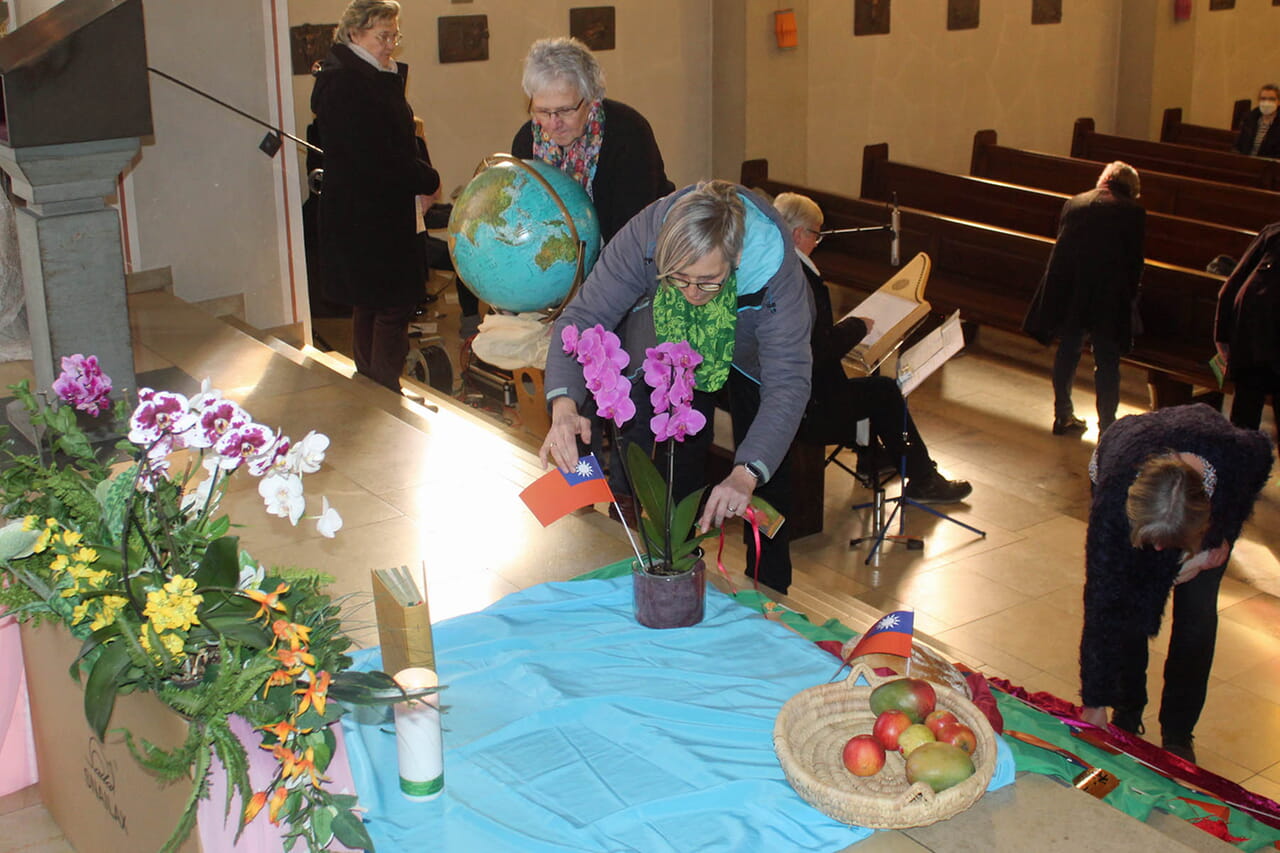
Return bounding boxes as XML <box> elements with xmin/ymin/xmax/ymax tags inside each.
<box><xmin>964</xmin><ymin>670</ymin><xmax>1005</xmax><ymax>734</ymax></box>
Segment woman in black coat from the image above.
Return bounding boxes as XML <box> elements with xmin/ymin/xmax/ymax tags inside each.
<box><xmin>1215</xmin><ymin>222</ymin><xmax>1280</xmax><ymax>443</ymax></box>
<box><xmin>1079</xmin><ymin>404</ymin><xmax>1272</xmax><ymax>762</ymax></box>
<box><xmin>1023</xmin><ymin>161</ymin><xmax>1145</xmax><ymax>436</ymax></box>
<box><xmin>511</xmin><ymin>37</ymin><xmax>673</xmax><ymax>244</ymax></box>
<box><xmin>312</xmin><ymin>0</ymin><xmax>439</xmax><ymax>391</ymax></box>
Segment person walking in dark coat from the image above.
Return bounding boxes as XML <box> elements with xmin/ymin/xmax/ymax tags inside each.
<box><xmin>311</xmin><ymin>0</ymin><xmax>440</xmax><ymax>392</ymax></box>
<box><xmin>1023</xmin><ymin>161</ymin><xmax>1146</xmax><ymax>437</ymax></box>
<box><xmin>1233</xmin><ymin>84</ymin><xmax>1280</xmax><ymax>158</ymax></box>
<box><xmin>1078</xmin><ymin>404</ymin><xmax>1272</xmax><ymax>763</ymax></box>
<box><xmin>512</xmin><ymin>37</ymin><xmax>674</xmax><ymax>245</ymax></box>
<box><xmin>1215</xmin><ymin>222</ymin><xmax>1280</xmax><ymax>444</ymax></box>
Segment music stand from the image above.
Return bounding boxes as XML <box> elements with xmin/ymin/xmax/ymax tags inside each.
<box><xmin>850</xmin><ymin>311</ymin><xmax>986</xmax><ymax>564</ymax></box>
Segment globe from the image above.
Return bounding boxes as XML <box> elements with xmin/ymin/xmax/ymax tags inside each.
<box><xmin>447</xmin><ymin>156</ymin><xmax>601</xmax><ymax>313</ymax></box>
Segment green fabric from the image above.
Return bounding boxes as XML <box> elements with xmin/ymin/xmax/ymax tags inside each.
<box><xmin>995</xmin><ymin>692</ymin><xmax>1280</xmax><ymax>851</ymax></box>
<box><xmin>652</xmin><ymin>273</ymin><xmax>738</xmax><ymax>392</ymax></box>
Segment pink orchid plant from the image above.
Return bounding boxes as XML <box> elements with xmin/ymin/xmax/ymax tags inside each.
<box><xmin>563</xmin><ymin>326</ymin><xmax>714</xmax><ymax>573</ymax></box>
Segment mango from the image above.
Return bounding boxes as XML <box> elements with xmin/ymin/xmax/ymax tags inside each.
<box><xmin>868</xmin><ymin>677</ymin><xmax>937</xmax><ymax>723</ymax></box>
<box><xmin>905</xmin><ymin>741</ymin><xmax>976</xmax><ymax>793</ymax></box>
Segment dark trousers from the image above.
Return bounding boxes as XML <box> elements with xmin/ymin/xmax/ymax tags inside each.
<box><xmin>729</xmin><ymin>371</ymin><xmax>792</xmax><ymax>595</ymax></box>
<box><xmin>808</xmin><ymin>375</ymin><xmax>934</xmax><ymax>480</ymax></box>
<box><xmin>352</xmin><ymin>303</ymin><xmax>415</xmax><ymax>392</ymax></box>
<box><xmin>1053</xmin><ymin>332</ymin><xmax>1121</xmax><ymax>430</ymax></box>
<box><xmin>1110</xmin><ymin>563</ymin><xmax>1225</xmax><ymax>741</ymax></box>
<box><xmin>1230</xmin><ymin>364</ymin><xmax>1280</xmax><ymax>442</ymax></box>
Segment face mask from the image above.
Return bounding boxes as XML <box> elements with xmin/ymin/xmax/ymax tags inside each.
<box><xmin>1260</xmin><ymin>100</ymin><xmax>1277</xmax><ymax>116</ymax></box>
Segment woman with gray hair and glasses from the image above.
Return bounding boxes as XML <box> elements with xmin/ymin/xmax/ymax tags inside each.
<box><xmin>512</xmin><ymin>37</ymin><xmax>673</xmax><ymax>243</ymax></box>
<box><xmin>311</xmin><ymin>0</ymin><xmax>439</xmax><ymax>392</ymax></box>
<box><xmin>540</xmin><ymin>180</ymin><xmax>814</xmax><ymax>595</ymax></box>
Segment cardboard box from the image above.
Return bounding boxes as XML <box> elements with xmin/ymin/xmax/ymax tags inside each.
<box><xmin>20</xmin><ymin>621</ymin><xmax>201</xmax><ymax>853</ymax></box>
<box><xmin>371</xmin><ymin>568</ymin><xmax>435</xmax><ymax>675</ymax></box>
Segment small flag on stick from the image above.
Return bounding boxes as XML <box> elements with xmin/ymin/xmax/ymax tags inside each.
<box><xmin>520</xmin><ymin>453</ymin><xmax>614</xmax><ymax>526</ymax></box>
<box><xmin>846</xmin><ymin>610</ymin><xmax>914</xmax><ymax>660</ymax></box>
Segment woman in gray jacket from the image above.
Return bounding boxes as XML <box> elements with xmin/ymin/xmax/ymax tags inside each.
<box><xmin>541</xmin><ymin>180</ymin><xmax>813</xmax><ymax>593</ymax></box>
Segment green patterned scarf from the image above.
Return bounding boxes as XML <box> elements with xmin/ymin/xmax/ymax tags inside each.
<box><xmin>652</xmin><ymin>272</ymin><xmax>738</xmax><ymax>392</ymax></box>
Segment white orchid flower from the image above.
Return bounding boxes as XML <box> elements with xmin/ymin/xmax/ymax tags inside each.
<box><xmin>258</xmin><ymin>471</ymin><xmax>305</xmax><ymax>525</ymax></box>
<box><xmin>237</xmin><ymin>560</ymin><xmax>265</xmax><ymax>591</ymax></box>
<box><xmin>315</xmin><ymin>496</ymin><xmax>343</xmax><ymax>539</ymax></box>
<box><xmin>287</xmin><ymin>431</ymin><xmax>330</xmax><ymax>474</ymax></box>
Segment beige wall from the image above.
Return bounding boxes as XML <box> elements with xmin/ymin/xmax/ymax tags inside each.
<box><xmin>1185</xmin><ymin>0</ymin><xmax>1280</xmax><ymax>128</ymax></box>
<box><xmin>286</xmin><ymin>1</ymin><xmax>713</xmax><ymax>199</ymax></box>
<box><xmin>734</xmin><ymin>0</ymin><xmax>1125</xmax><ymax>195</ymax></box>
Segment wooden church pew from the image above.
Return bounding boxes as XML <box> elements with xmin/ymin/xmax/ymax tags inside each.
<box><xmin>1071</xmin><ymin>117</ymin><xmax>1280</xmax><ymax>189</ymax></box>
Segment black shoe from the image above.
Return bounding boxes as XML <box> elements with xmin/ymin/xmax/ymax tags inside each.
<box><xmin>1162</xmin><ymin>736</ymin><xmax>1196</xmax><ymax>764</ymax></box>
<box><xmin>1111</xmin><ymin>707</ymin><xmax>1145</xmax><ymax>735</ymax></box>
<box><xmin>1052</xmin><ymin>415</ymin><xmax>1088</xmax><ymax>436</ymax></box>
<box><xmin>855</xmin><ymin>447</ymin><xmax>899</xmax><ymax>484</ymax></box>
<box><xmin>904</xmin><ymin>470</ymin><xmax>972</xmax><ymax>504</ymax></box>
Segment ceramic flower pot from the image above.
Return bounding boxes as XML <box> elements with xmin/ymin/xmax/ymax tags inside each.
<box><xmin>632</xmin><ymin>554</ymin><xmax>706</xmax><ymax>629</ymax></box>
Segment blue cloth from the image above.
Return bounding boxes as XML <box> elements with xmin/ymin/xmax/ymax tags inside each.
<box><xmin>341</xmin><ymin>577</ymin><xmax>1016</xmax><ymax>852</ymax></box>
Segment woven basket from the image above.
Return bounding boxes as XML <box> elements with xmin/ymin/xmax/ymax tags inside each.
<box><xmin>774</xmin><ymin>663</ymin><xmax>998</xmax><ymax>829</ymax></box>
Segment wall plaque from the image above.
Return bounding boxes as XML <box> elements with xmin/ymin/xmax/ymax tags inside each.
<box><xmin>290</xmin><ymin>23</ymin><xmax>336</xmax><ymax>76</ymax></box>
<box><xmin>947</xmin><ymin>0</ymin><xmax>979</xmax><ymax>30</ymax></box>
<box><xmin>438</xmin><ymin>15</ymin><xmax>489</xmax><ymax>64</ymax></box>
<box><xmin>854</xmin><ymin>0</ymin><xmax>890</xmax><ymax>36</ymax></box>
<box><xmin>570</xmin><ymin>7</ymin><xmax>615</xmax><ymax>51</ymax></box>
<box><xmin>1031</xmin><ymin>0</ymin><xmax>1061</xmax><ymax>25</ymax></box>
<box><xmin>1209</xmin><ymin>0</ymin><xmax>1235</xmax><ymax>9</ymax></box>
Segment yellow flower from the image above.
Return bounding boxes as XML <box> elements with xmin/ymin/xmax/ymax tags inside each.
<box><xmin>71</xmin><ymin>545</ymin><xmax>96</xmax><ymax>563</ymax></box>
<box><xmin>60</xmin><ymin>530</ymin><xmax>84</xmax><ymax>549</ymax></box>
<box><xmin>144</xmin><ymin>575</ymin><xmax>203</xmax><ymax>633</ymax></box>
<box><xmin>33</xmin><ymin>519</ymin><xmax>58</xmax><ymax>553</ymax></box>
<box><xmin>71</xmin><ymin>601</ymin><xmax>91</xmax><ymax>625</ymax></box>
<box><xmin>21</xmin><ymin>515</ymin><xmax>38</xmax><ymax>531</ymax></box>
<box><xmin>50</xmin><ymin>554</ymin><xmax>70</xmax><ymax>574</ymax></box>
<box><xmin>90</xmin><ymin>596</ymin><xmax>128</xmax><ymax>631</ymax></box>
<box><xmin>140</xmin><ymin>629</ymin><xmax>186</xmax><ymax>661</ymax></box>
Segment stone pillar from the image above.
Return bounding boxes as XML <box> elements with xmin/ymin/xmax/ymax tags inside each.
<box><xmin>0</xmin><ymin>137</ymin><xmax>140</xmax><ymax>396</ymax></box>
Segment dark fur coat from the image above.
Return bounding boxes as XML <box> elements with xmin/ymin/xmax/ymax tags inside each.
<box><xmin>1079</xmin><ymin>404</ymin><xmax>1272</xmax><ymax>707</ymax></box>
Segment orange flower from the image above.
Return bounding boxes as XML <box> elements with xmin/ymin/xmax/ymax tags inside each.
<box><xmin>262</xmin><ymin>668</ymin><xmax>294</xmax><ymax>696</ymax></box>
<box><xmin>271</xmin><ymin>620</ymin><xmax>312</xmax><ymax>650</ymax></box>
<box><xmin>295</xmin><ymin>670</ymin><xmax>331</xmax><ymax>716</ymax></box>
<box><xmin>244</xmin><ymin>582</ymin><xmax>290</xmax><ymax>622</ymax></box>
<box><xmin>243</xmin><ymin>791</ymin><xmax>268</xmax><ymax>823</ymax></box>
<box><xmin>293</xmin><ymin>746</ymin><xmax>330</xmax><ymax>789</ymax></box>
<box><xmin>267</xmin><ymin>786</ymin><xmax>290</xmax><ymax>824</ymax></box>
<box><xmin>274</xmin><ymin>646</ymin><xmax>316</xmax><ymax>674</ymax></box>
<box><xmin>261</xmin><ymin>719</ymin><xmax>298</xmax><ymax>742</ymax></box>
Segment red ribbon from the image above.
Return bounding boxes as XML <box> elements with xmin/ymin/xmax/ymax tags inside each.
<box><xmin>715</xmin><ymin>507</ymin><xmax>764</xmax><ymax>591</ymax></box>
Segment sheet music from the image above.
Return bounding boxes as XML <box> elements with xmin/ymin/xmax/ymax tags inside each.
<box><xmin>897</xmin><ymin>311</ymin><xmax>964</xmax><ymax>396</ymax></box>
<box><xmin>842</xmin><ymin>290</ymin><xmax>921</xmax><ymax>350</ymax></box>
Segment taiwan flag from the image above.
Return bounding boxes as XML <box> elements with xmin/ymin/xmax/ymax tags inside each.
<box><xmin>520</xmin><ymin>453</ymin><xmax>615</xmax><ymax>527</ymax></box>
<box><xmin>847</xmin><ymin>610</ymin><xmax>914</xmax><ymax>659</ymax></box>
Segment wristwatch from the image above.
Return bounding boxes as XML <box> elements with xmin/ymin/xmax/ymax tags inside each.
<box><xmin>743</xmin><ymin>461</ymin><xmax>765</xmax><ymax>482</ymax></box>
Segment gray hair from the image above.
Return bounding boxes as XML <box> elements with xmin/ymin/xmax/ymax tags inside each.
<box><xmin>336</xmin><ymin>0</ymin><xmax>400</xmax><ymax>45</ymax></box>
<box><xmin>521</xmin><ymin>37</ymin><xmax>606</xmax><ymax>103</ymax></box>
<box><xmin>1097</xmin><ymin>160</ymin><xmax>1140</xmax><ymax>199</ymax></box>
<box><xmin>1126</xmin><ymin>453</ymin><xmax>1210</xmax><ymax>553</ymax></box>
<box><xmin>773</xmin><ymin>192</ymin><xmax>822</xmax><ymax>232</ymax></box>
<box><xmin>655</xmin><ymin>181</ymin><xmax>746</xmax><ymax>278</ymax></box>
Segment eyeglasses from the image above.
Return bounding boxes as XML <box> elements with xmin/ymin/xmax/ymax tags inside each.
<box><xmin>663</xmin><ymin>267</ymin><xmax>735</xmax><ymax>294</ymax></box>
<box><xmin>805</xmin><ymin>227</ymin><xmax>824</xmax><ymax>245</ymax></box>
<box><xmin>373</xmin><ymin>30</ymin><xmax>403</xmax><ymax>46</ymax></box>
<box><xmin>530</xmin><ymin>98</ymin><xmax>585</xmax><ymax>123</ymax></box>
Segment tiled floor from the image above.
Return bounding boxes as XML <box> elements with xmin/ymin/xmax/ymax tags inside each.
<box><xmin>2</xmin><ymin>284</ymin><xmax>1279</xmax><ymax>848</ymax></box>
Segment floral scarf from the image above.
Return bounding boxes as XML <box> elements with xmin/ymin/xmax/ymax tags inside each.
<box><xmin>532</xmin><ymin>100</ymin><xmax>605</xmax><ymax>198</ymax></box>
<box><xmin>652</xmin><ymin>272</ymin><xmax>738</xmax><ymax>392</ymax></box>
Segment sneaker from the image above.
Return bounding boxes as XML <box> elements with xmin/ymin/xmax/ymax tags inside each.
<box><xmin>903</xmin><ymin>470</ymin><xmax>973</xmax><ymax>504</ymax></box>
<box><xmin>1162</xmin><ymin>737</ymin><xmax>1196</xmax><ymax>764</ymax></box>
<box><xmin>1052</xmin><ymin>415</ymin><xmax>1088</xmax><ymax>436</ymax></box>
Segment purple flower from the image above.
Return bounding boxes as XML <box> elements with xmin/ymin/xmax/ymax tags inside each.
<box><xmin>187</xmin><ymin>397</ymin><xmax>249</xmax><ymax>449</ymax></box>
<box><xmin>651</xmin><ymin>405</ymin><xmax>707</xmax><ymax>443</ymax></box>
<box><xmin>129</xmin><ymin>390</ymin><xmax>194</xmax><ymax>445</ymax></box>
<box><xmin>51</xmin><ymin>354</ymin><xmax>112</xmax><ymax>416</ymax></box>
<box><xmin>212</xmin><ymin>422</ymin><xmax>276</xmax><ymax>470</ymax></box>
<box><xmin>564</xmin><ymin>324</ymin><xmax>634</xmax><ymax>427</ymax></box>
<box><xmin>561</xmin><ymin>325</ymin><xmax>580</xmax><ymax>355</ymax></box>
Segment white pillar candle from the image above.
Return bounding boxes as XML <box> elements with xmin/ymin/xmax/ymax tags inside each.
<box><xmin>392</xmin><ymin>667</ymin><xmax>443</xmax><ymax>801</ymax></box>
